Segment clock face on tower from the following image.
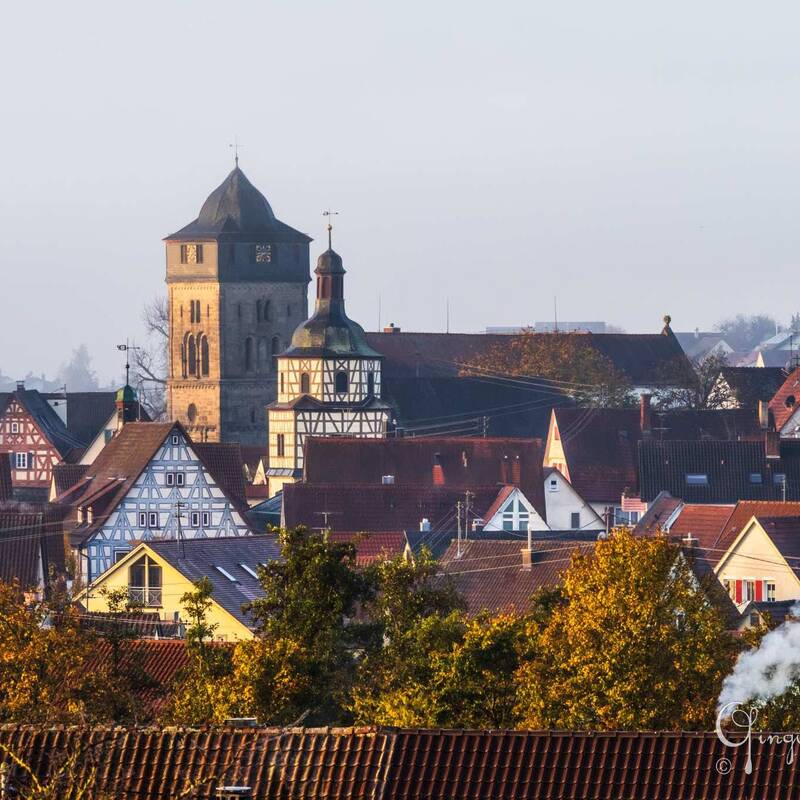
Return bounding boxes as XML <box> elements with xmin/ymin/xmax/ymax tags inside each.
<box><xmin>254</xmin><ymin>243</ymin><xmax>272</xmax><ymax>263</ymax></box>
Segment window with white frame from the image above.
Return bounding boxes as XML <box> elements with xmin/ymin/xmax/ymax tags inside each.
<box><xmin>138</xmin><ymin>512</ymin><xmax>147</xmax><ymax>527</ymax></box>
<box><xmin>10</xmin><ymin>422</ymin><xmax>19</xmax><ymax>433</ymax></box>
<box><xmin>766</xmin><ymin>580</ymin><xmax>776</xmax><ymax>602</ymax></box>
<box><xmin>190</xmin><ymin>511</ymin><xmax>200</xmax><ymax>527</ymax></box>
<box><xmin>742</xmin><ymin>579</ymin><xmax>756</xmax><ymax>603</ymax></box>
<box><xmin>500</xmin><ymin>496</ymin><xmax>529</xmax><ymax>531</ymax></box>
<box><xmin>176</xmin><ymin>472</ymin><xmax>185</xmax><ymax>486</ymax></box>
<box><xmin>570</xmin><ymin>512</ymin><xmax>580</xmax><ymax>529</ymax></box>
<box><xmin>148</xmin><ymin>512</ymin><xmax>159</xmax><ymax>529</ymax></box>
<box><xmin>202</xmin><ymin>511</ymin><xmax>210</xmax><ymax>527</ymax></box>
<box><xmin>172</xmin><ymin>434</ymin><xmax>180</xmax><ymax>445</ymax></box>
<box><xmin>548</xmin><ymin>478</ymin><xmax>558</xmax><ymax>492</ymax></box>
<box><xmin>166</xmin><ymin>472</ymin><xmax>175</xmax><ymax>486</ymax></box>
<box><xmin>14</xmin><ymin>452</ymin><xmax>27</xmax><ymax>469</ymax></box>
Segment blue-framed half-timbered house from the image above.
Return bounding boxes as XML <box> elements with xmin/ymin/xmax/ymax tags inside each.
<box><xmin>57</xmin><ymin>421</ymin><xmax>253</xmax><ymax>581</ymax></box>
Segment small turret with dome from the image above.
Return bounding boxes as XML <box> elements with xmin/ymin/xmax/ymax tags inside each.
<box><xmin>266</xmin><ymin>219</ymin><xmax>389</xmax><ymax>496</ymax></box>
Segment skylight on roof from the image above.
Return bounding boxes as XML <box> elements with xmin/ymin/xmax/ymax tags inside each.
<box><xmin>239</xmin><ymin>563</ymin><xmax>259</xmax><ymax>579</ymax></box>
<box><xmin>215</xmin><ymin>566</ymin><xmax>238</xmax><ymax>583</ymax></box>
<box><xmin>686</xmin><ymin>474</ymin><xmax>709</xmax><ymax>486</ymax></box>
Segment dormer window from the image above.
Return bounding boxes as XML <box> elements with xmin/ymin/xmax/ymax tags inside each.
<box><xmin>180</xmin><ymin>244</ymin><xmax>203</xmax><ymax>264</ymax></box>
<box><xmin>253</xmin><ymin>243</ymin><xmax>272</xmax><ymax>263</ymax></box>
<box><xmin>300</xmin><ymin>373</ymin><xmax>310</xmax><ymax>394</ymax></box>
<box><xmin>335</xmin><ymin>371</ymin><xmax>349</xmax><ymax>394</ymax></box>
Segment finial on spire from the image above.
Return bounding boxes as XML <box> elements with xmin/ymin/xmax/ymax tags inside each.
<box><xmin>116</xmin><ymin>340</ymin><xmax>141</xmax><ymax>387</ymax></box>
<box><xmin>228</xmin><ymin>136</ymin><xmax>244</xmax><ymax>168</ymax></box>
<box><xmin>323</xmin><ymin>209</ymin><xmax>339</xmax><ymax>250</ymax></box>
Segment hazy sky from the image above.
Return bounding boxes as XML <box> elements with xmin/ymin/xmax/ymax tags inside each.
<box><xmin>2</xmin><ymin>1</ymin><xmax>799</xmax><ymax>382</ymax></box>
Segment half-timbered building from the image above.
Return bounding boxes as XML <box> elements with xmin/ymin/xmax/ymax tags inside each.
<box><xmin>266</xmin><ymin>241</ymin><xmax>391</xmax><ymax>496</ymax></box>
<box><xmin>0</xmin><ymin>385</ymin><xmax>85</xmax><ymax>493</ymax></box>
<box><xmin>58</xmin><ymin>421</ymin><xmax>253</xmax><ymax>581</ymax></box>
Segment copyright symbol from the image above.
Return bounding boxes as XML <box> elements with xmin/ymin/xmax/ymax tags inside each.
<box><xmin>716</xmin><ymin>758</ymin><xmax>732</xmax><ymax>775</ymax></box>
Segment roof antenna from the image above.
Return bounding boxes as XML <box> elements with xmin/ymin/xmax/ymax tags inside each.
<box><xmin>228</xmin><ymin>136</ymin><xmax>243</xmax><ymax>168</ymax></box>
<box><xmin>323</xmin><ymin>209</ymin><xmax>339</xmax><ymax>250</ymax></box>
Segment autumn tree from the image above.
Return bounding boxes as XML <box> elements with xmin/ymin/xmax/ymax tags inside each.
<box><xmin>162</xmin><ymin>577</ymin><xmax>238</xmax><ymax>725</ymax></box>
<box><xmin>461</xmin><ymin>330</ymin><xmax>634</xmax><ymax>407</ymax></box>
<box><xmin>515</xmin><ymin>528</ymin><xmax>737</xmax><ymax>730</ymax></box>
<box><xmin>235</xmin><ymin>527</ymin><xmax>372</xmax><ymax>725</ymax></box>
<box><xmin>0</xmin><ymin>582</ymin><xmax>97</xmax><ymax>724</ymax></box>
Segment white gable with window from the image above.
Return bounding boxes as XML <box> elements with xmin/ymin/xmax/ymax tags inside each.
<box><xmin>482</xmin><ymin>487</ymin><xmax>549</xmax><ymax>532</ymax></box>
<box><xmin>543</xmin><ymin>470</ymin><xmax>605</xmax><ymax>531</ymax></box>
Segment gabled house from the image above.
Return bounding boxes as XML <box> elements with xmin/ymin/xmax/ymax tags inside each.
<box><xmin>714</xmin><ymin>515</ymin><xmax>800</xmax><ymax>607</ymax></box>
<box><xmin>80</xmin><ymin>535</ymin><xmax>280</xmax><ymax>641</ymax></box>
<box><xmin>58</xmin><ymin>422</ymin><xmax>253</xmax><ymax>581</ymax></box>
<box><xmin>0</xmin><ymin>385</ymin><xmax>86</xmax><ymax>493</ymax></box>
<box><xmin>543</xmin><ymin>468</ymin><xmax>605</xmax><ymax>531</ymax></box>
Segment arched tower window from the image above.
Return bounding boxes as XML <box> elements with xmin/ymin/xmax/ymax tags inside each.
<box><xmin>280</xmin><ymin>372</ymin><xmax>285</xmax><ymax>395</ymax></box>
<box><xmin>263</xmin><ymin>300</ymin><xmax>271</xmax><ymax>321</ymax></box>
<box><xmin>367</xmin><ymin>371</ymin><xmax>375</xmax><ymax>397</ymax></box>
<box><xmin>180</xmin><ymin>334</ymin><xmax>189</xmax><ymax>378</ymax></box>
<box><xmin>335</xmin><ymin>370</ymin><xmax>349</xmax><ymax>395</ymax></box>
<box><xmin>257</xmin><ymin>338</ymin><xmax>268</xmax><ymax>373</ymax></box>
<box><xmin>256</xmin><ymin>300</ymin><xmax>262</xmax><ymax>322</ymax></box>
<box><xmin>300</xmin><ymin>373</ymin><xmax>310</xmax><ymax>394</ymax></box>
<box><xmin>200</xmin><ymin>335</ymin><xmax>209</xmax><ymax>377</ymax></box>
<box><xmin>188</xmin><ymin>335</ymin><xmax>197</xmax><ymax>376</ymax></box>
<box><xmin>244</xmin><ymin>337</ymin><xmax>255</xmax><ymax>373</ymax></box>
<box><xmin>271</xmin><ymin>336</ymin><xmax>280</xmax><ymax>355</ymax></box>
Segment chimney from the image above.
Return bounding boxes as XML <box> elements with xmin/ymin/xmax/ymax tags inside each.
<box><xmin>15</xmin><ymin>380</ymin><xmax>24</xmax><ymax>391</ymax></box>
<box><xmin>765</xmin><ymin>430</ymin><xmax>781</xmax><ymax>460</ymax></box>
<box><xmin>500</xmin><ymin>455</ymin><xmax>510</xmax><ymax>484</ymax></box>
<box><xmin>640</xmin><ymin>394</ymin><xmax>652</xmax><ymax>437</ymax></box>
<box><xmin>511</xmin><ymin>454</ymin><xmax>521</xmax><ymax>486</ymax></box>
<box><xmin>383</xmin><ymin>323</ymin><xmax>401</xmax><ymax>334</ymax></box>
<box><xmin>419</xmin><ymin>518</ymin><xmax>431</xmax><ymax>532</ymax></box>
<box><xmin>471</xmin><ymin>518</ymin><xmax>484</xmax><ymax>533</ymax></box>
<box><xmin>521</xmin><ymin>523</ymin><xmax>533</xmax><ymax>570</ymax></box>
<box><xmin>758</xmin><ymin>400</ymin><xmax>770</xmax><ymax>431</ymax></box>
<box><xmin>432</xmin><ymin>453</ymin><xmax>445</xmax><ymax>486</ymax></box>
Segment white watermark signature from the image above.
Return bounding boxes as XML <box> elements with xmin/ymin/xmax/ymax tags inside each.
<box><xmin>715</xmin><ymin>701</ymin><xmax>800</xmax><ymax>775</ymax></box>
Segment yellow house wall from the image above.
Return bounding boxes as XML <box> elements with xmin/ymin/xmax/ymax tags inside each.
<box><xmin>716</xmin><ymin>522</ymin><xmax>800</xmax><ymax>602</ymax></box>
<box><xmin>82</xmin><ymin>546</ymin><xmax>253</xmax><ymax>641</ymax></box>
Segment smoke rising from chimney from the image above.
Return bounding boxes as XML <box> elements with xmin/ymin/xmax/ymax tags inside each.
<box><xmin>718</xmin><ymin>603</ymin><xmax>800</xmax><ymax>714</ymax></box>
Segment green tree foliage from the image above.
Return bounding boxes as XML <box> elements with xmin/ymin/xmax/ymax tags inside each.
<box><xmin>239</xmin><ymin>526</ymin><xmax>373</xmax><ymax>724</ymax></box>
<box><xmin>162</xmin><ymin>577</ymin><xmax>237</xmax><ymax>725</ymax></box>
<box><xmin>515</xmin><ymin>528</ymin><xmax>737</xmax><ymax>730</ymax></box>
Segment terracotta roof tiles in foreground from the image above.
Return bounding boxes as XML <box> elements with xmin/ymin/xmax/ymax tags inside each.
<box><xmin>1</xmin><ymin>726</ymin><xmax>799</xmax><ymax>798</ymax></box>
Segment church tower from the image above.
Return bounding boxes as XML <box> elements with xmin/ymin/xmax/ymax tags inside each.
<box><xmin>267</xmin><ymin>237</ymin><xmax>390</xmax><ymax>496</ymax></box>
<box><xmin>165</xmin><ymin>165</ymin><xmax>311</xmax><ymax>444</ymax></box>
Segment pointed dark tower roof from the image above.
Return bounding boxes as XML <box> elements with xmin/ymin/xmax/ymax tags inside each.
<box><xmin>283</xmin><ymin>247</ymin><xmax>381</xmax><ymax>359</ymax></box>
<box><xmin>165</xmin><ymin>166</ymin><xmax>310</xmax><ymax>243</ymax></box>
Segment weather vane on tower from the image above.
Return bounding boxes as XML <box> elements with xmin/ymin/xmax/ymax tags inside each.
<box><xmin>323</xmin><ymin>209</ymin><xmax>339</xmax><ymax>249</ymax></box>
<box><xmin>228</xmin><ymin>136</ymin><xmax>244</xmax><ymax>167</ymax></box>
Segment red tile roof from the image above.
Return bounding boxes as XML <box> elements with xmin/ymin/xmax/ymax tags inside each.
<box><xmin>302</xmin><ymin>437</ymin><xmax>546</xmax><ymax>516</ymax></box>
<box><xmin>50</xmin><ymin>462</ymin><xmax>88</xmax><ymax>499</ymax></box>
<box><xmin>327</xmin><ymin>531</ymin><xmax>407</xmax><ymax>565</ymax></box>
<box><xmin>84</xmin><ymin>638</ymin><xmax>191</xmax><ymax>720</ymax></box>
<box><xmin>283</xmin><ymin>484</ymin><xmax>502</xmax><ymax>534</ymax></box>
<box><xmin>769</xmin><ymin>366</ymin><xmax>800</xmax><ymax>431</ymax></box>
<box><xmin>713</xmin><ymin>500</ymin><xmax>800</xmax><ymax>554</ymax></box>
<box><xmin>439</xmin><ymin>538</ymin><xmax>593</xmax><ymax>616</ymax></box>
<box><xmin>2</xmin><ymin>727</ymin><xmax>799</xmax><ymax>798</ymax></box>
<box><xmin>669</xmin><ymin>504</ymin><xmax>734</xmax><ymax>542</ymax></box>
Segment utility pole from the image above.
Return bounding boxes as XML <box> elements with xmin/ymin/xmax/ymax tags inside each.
<box><xmin>175</xmin><ymin>500</ymin><xmax>186</xmax><ymax>559</ymax></box>
<box><xmin>464</xmin><ymin>490</ymin><xmax>474</xmax><ymax>542</ymax></box>
<box><xmin>482</xmin><ymin>416</ymin><xmax>489</xmax><ymax>438</ymax></box>
<box><xmin>456</xmin><ymin>500</ymin><xmax>463</xmax><ymax>558</ymax></box>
